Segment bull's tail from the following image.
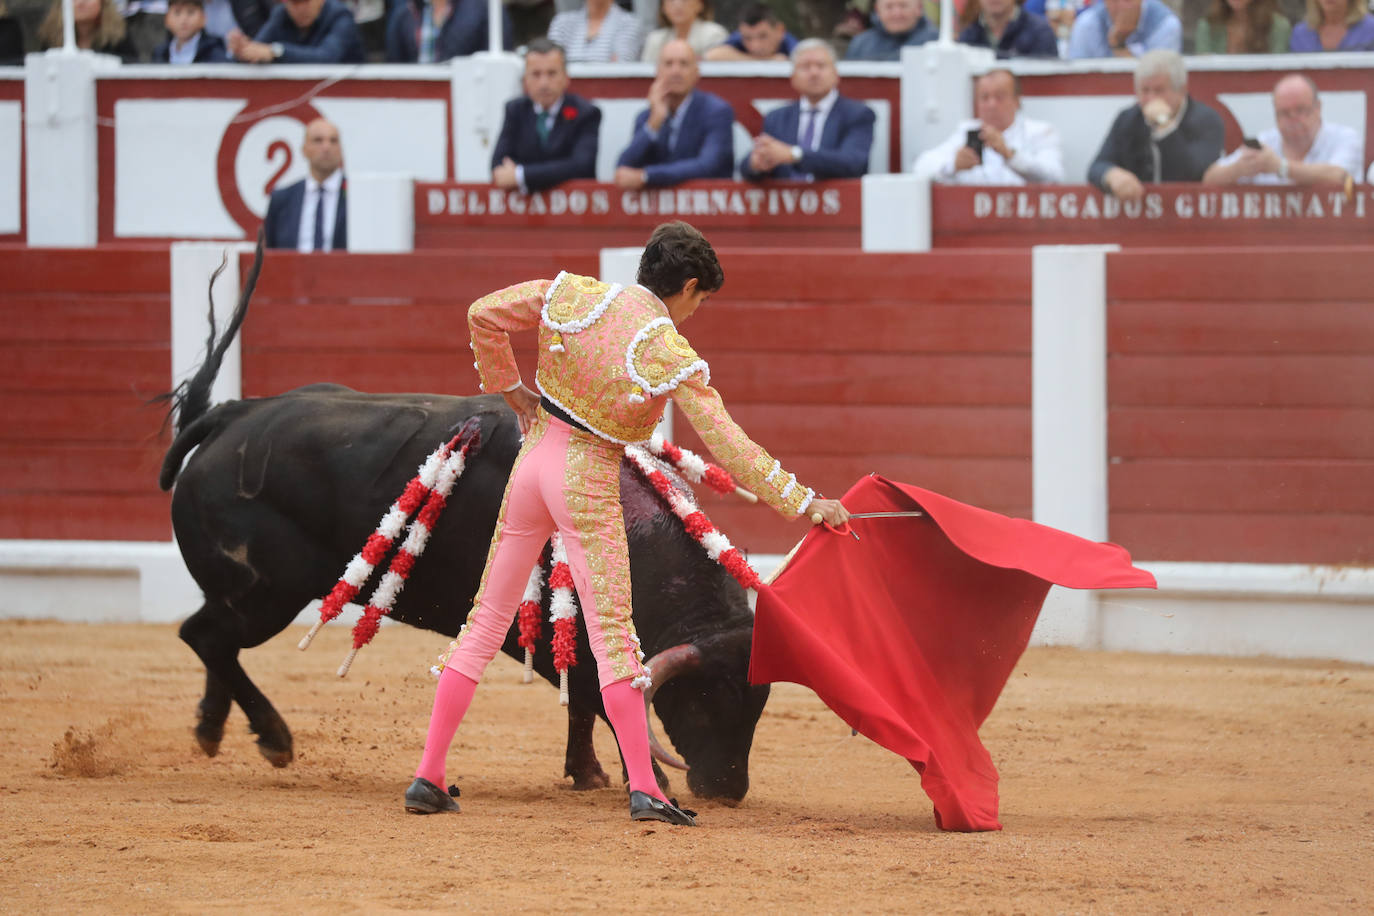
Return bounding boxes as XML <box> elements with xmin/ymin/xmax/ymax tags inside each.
<box><xmin>154</xmin><ymin>232</ymin><xmax>266</xmax><ymax>490</ymax></box>
<box><xmin>154</xmin><ymin>230</ymin><xmax>266</xmax><ymax>440</ymax></box>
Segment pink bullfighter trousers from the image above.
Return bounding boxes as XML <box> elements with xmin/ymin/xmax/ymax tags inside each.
<box><xmin>415</xmin><ymin>409</ymin><xmax>664</xmax><ymax>800</ymax></box>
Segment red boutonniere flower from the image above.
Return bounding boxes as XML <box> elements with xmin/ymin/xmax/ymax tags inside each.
<box><xmin>562</xmin><ymin>105</ymin><xmax>577</xmax><ymax>121</ymax></box>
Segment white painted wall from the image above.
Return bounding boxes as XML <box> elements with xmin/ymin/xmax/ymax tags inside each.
<box><xmin>0</xmin><ymin>99</ymin><xmax>20</xmax><ymax>234</ymax></box>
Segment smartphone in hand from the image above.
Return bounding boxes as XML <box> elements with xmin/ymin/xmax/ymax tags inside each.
<box><xmin>966</xmin><ymin>128</ymin><xmax>985</xmax><ymax>160</ymax></box>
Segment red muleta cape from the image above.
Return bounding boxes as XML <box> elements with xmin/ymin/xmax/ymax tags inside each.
<box><xmin>748</xmin><ymin>475</ymin><xmax>1156</xmax><ymax>832</ymax></box>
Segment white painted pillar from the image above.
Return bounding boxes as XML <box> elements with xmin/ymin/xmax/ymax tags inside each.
<box><xmin>861</xmin><ymin>174</ymin><xmax>930</xmax><ymax>252</ymax></box>
<box><xmin>1030</xmin><ymin>244</ymin><xmax>1119</xmax><ymax>648</ymax></box>
<box><xmin>347</xmin><ymin>173</ymin><xmax>414</xmax><ymax>253</ymax></box>
<box><xmin>600</xmin><ymin>245</ymin><xmax>673</xmax><ymax>441</ymax></box>
<box><xmin>452</xmin><ymin>54</ymin><xmax>523</xmax><ymax>182</ymax></box>
<box><xmin>23</xmin><ymin>50</ymin><xmax>116</xmax><ymax>247</ymax></box>
<box><xmin>900</xmin><ymin>43</ymin><xmax>993</xmax><ymax>174</ymax></box>
<box><xmin>170</xmin><ymin>242</ymin><xmax>252</xmax><ymax>408</ymax></box>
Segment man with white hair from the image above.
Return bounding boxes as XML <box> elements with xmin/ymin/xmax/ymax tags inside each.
<box><xmin>912</xmin><ymin>69</ymin><xmax>1063</xmax><ymax>185</ymax></box>
<box><xmin>1203</xmin><ymin>75</ymin><xmax>1363</xmax><ymax>187</ymax></box>
<box><xmin>1087</xmin><ymin>49</ymin><xmax>1223</xmax><ymax>203</ymax></box>
<box><xmin>740</xmin><ymin>38</ymin><xmax>875</xmax><ymax>181</ymax></box>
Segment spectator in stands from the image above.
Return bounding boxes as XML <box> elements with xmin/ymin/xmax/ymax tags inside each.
<box><xmin>385</xmin><ymin>0</ymin><xmax>514</xmax><ymax>61</ymax></box>
<box><xmin>491</xmin><ymin>39</ymin><xmax>601</xmax><ymax>193</ymax></box>
<box><xmin>1289</xmin><ymin>0</ymin><xmax>1374</xmax><ymax>49</ymax></box>
<box><xmin>1088</xmin><ymin>49</ymin><xmax>1223</xmax><ymax>201</ymax></box>
<box><xmin>1193</xmin><ymin>0</ymin><xmax>1292</xmax><ymax>52</ymax></box>
<box><xmin>844</xmin><ymin>0</ymin><xmax>938</xmax><ymax>59</ymax></box>
<box><xmin>264</xmin><ymin>118</ymin><xmax>348</xmax><ymax>252</ymax></box>
<box><xmin>704</xmin><ymin>2</ymin><xmax>797</xmax><ymax>60</ymax></box>
<box><xmin>959</xmin><ymin>0</ymin><xmax>1060</xmax><ymax>56</ymax></box>
<box><xmin>546</xmin><ymin>0</ymin><xmax>644</xmax><ymax>61</ymax></box>
<box><xmin>641</xmin><ymin>0</ymin><xmax>726</xmax><ymax>62</ymax></box>
<box><xmin>1204</xmin><ymin>74</ymin><xmax>1362</xmax><ymax>185</ymax></box>
<box><xmin>912</xmin><ymin>68</ymin><xmax>1064</xmax><ymax>184</ymax></box>
<box><xmin>615</xmin><ymin>38</ymin><xmax>734</xmax><ymax>189</ymax></box>
<box><xmin>740</xmin><ymin>39</ymin><xmax>875</xmax><ymax>181</ymax></box>
<box><xmin>227</xmin><ymin>0</ymin><xmax>364</xmax><ymax>62</ymax></box>
<box><xmin>227</xmin><ymin>0</ymin><xmax>271</xmax><ymax>36</ymax></box>
<box><xmin>38</xmin><ymin>0</ymin><xmax>138</xmax><ymax>59</ymax></box>
<box><xmin>1067</xmin><ymin>0</ymin><xmax>1181</xmax><ymax>56</ymax></box>
<box><xmin>0</xmin><ymin>0</ymin><xmax>26</xmax><ymax>63</ymax></box>
<box><xmin>152</xmin><ymin>0</ymin><xmax>228</xmax><ymax>61</ymax></box>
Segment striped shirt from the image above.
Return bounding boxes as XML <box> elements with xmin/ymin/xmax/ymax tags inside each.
<box><xmin>547</xmin><ymin>4</ymin><xmax>644</xmax><ymax>62</ymax></box>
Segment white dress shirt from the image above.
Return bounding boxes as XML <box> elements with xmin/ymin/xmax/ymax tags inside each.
<box><xmin>912</xmin><ymin>114</ymin><xmax>1064</xmax><ymax>185</ymax></box>
<box><xmin>296</xmin><ymin>169</ymin><xmax>344</xmax><ymax>253</ymax></box>
<box><xmin>1214</xmin><ymin>122</ymin><xmax>1365</xmax><ymax>185</ymax></box>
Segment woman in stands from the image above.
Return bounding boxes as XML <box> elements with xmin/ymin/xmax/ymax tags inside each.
<box><xmin>1195</xmin><ymin>0</ymin><xmax>1292</xmax><ymax>53</ymax></box>
<box><xmin>640</xmin><ymin>0</ymin><xmax>726</xmax><ymax>61</ymax></box>
<box><xmin>1289</xmin><ymin>0</ymin><xmax>1374</xmax><ymax>49</ymax></box>
<box><xmin>37</xmin><ymin>0</ymin><xmax>138</xmax><ymax>59</ymax></box>
<box><xmin>39</xmin><ymin>0</ymin><xmax>138</xmax><ymax>59</ymax></box>
<box><xmin>546</xmin><ymin>0</ymin><xmax>645</xmax><ymax>61</ymax></box>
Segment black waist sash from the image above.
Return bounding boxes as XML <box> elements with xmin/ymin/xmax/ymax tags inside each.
<box><xmin>540</xmin><ymin>396</ymin><xmax>591</xmax><ymax>434</ymax></box>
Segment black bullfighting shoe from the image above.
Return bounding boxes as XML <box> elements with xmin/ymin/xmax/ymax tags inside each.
<box><xmin>629</xmin><ymin>791</ymin><xmax>697</xmax><ymax>826</ymax></box>
<box><xmin>404</xmin><ymin>777</ymin><xmax>461</xmax><ymax>814</ymax></box>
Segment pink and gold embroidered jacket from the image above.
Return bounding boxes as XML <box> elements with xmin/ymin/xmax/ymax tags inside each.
<box><xmin>468</xmin><ymin>271</ymin><xmax>815</xmax><ymax>518</ymax></box>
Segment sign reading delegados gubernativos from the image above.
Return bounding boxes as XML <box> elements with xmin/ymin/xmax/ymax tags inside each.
<box><xmin>417</xmin><ymin>181</ymin><xmax>858</xmax><ymax>226</ymax></box>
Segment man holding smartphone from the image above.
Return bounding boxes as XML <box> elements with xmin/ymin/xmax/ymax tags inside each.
<box><xmin>911</xmin><ymin>69</ymin><xmax>1064</xmax><ymax>185</ymax></box>
<box><xmin>1203</xmin><ymin>75</ymin><xmax>1363</xmax><ymax>188</ymax></box>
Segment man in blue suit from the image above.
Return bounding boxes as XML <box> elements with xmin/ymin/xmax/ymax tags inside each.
<box><xmin>491</xmin><ymin>38</ymin><xmax>601</xmax><ymax>193</ymax></box>
<box><xmin>263</xmin><ymin>118</ymin><xmax>348</xmax><ymax>252</ymax></box>
<box><xmin>741</xmin><ymin>38</ymin><xmax>875</xmax><ymax>181</ymax></box>
<box><xmin>614</xmin><ymin>39</ymin><xmax>734</xmax><ymax>189</ymax></box>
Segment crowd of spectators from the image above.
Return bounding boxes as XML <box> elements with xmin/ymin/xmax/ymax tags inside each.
<box><xmin>3</xmin><ymin>0</ymin><xmax>1373</xmax><ymax>63</ymax></box>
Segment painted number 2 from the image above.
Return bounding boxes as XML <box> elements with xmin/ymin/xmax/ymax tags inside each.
<box><xmin>264</xmin><ymin>140</ymin><xmax>293</xmax><ymax>197</ymax></box>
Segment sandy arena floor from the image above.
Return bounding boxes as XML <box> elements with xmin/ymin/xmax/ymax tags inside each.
<box><xmin>0</xmin><ymin>619</ymin><xmax>1370</xmax><ymax>914</ymax></box>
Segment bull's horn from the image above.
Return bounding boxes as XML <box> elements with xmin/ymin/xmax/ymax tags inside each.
<box><xmin>641</xmin><ymin>643</ymin><xmax>702</xmax><ymax>771</ymax></box>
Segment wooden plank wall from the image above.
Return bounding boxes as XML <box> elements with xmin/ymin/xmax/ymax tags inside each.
<box><xmin>1106</xmin><ymin>247</ymin><xmax>1374</xmax><ymax>564</ymax></box>
<box><xmin>241</xmin><ymin>248</ymin><xmax>1035</xmax><ymax>557</ymax></box>
<box><xmin>0</xmin><ymin>247</ymin><xmax>173</xmax><ymax>540</ymax></box>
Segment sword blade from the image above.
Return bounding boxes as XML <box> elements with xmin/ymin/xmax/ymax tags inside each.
<box><xmin>846</xmin><ymin>510</ymin><xmax>926</xmax><ymax>520</ymax></box>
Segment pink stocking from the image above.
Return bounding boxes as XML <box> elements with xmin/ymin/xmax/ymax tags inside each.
<box><xmin>414</xmin><ymin>667</ymin><xmax>479</xmax><ymax>787</ymax></box>
<box><xmin>602</xmin><ymin>679</ymin><xmax>668</xmax><ymax>802</ymax></box>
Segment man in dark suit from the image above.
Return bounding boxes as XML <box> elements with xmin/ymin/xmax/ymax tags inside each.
<box><xmin>741</xmin><ymin>38</ymin><xmax>875</xmax><ymax>181</ymax></box>
<box><xmin>614</xmin><ymin>39</ymin><xmax>734</xmax><ymax>189</ymax></box>
<box><xmin>263</xmin><ymin>117</ymin><xmax>348</xmax><ymax>252</ymax></box>
<box><xmin>226</xmin><ymin>0</ymin><xmax>364</xmax><ymax>63</ymax></box>
<box><xmin>491</xmin><ymin>38</ymin><xmax>601</xmax><ymax>193</ymax></box>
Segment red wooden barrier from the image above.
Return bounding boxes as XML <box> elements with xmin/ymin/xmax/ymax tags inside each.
<box><xmin>0</xmin><ymin>246</ymin><xmax>173</xmax><ymax>540</ymax></box>
<box><xmin>1106</xmin><ymin>247</ymin><xmax>1374</xmax><ymax>564</ymax></box>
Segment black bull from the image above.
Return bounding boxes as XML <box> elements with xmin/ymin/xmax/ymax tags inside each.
<box><xmin>158</xmin><ymin>263</ymin><xmax>769</xmax><ymax>803</ymax></box>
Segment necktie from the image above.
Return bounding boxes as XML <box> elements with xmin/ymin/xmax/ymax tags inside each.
<box><xmin>535</xmin><ymin>110</ymin><xmax>550</xmax><ymax>147</ymax></box>
<box><xmin>312</xmin><ymin>186</ymin><xmax>326</xmax><ymax>252</ymax></box>
<box><xmin>798</xmin><ymin>108</ymin><xmax>817</xmax><ymax>151</ymax></box>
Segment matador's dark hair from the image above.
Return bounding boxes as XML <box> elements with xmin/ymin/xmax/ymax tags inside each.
<box><xmin>636</xmin><ymin>221</ymin><xmax>724</xmax><ymax>300</ymax></box>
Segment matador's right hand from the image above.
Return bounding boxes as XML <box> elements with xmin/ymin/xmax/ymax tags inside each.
<box><xmin>503</xmin><ymin>384</ymin><xmax>539</xmax><ymax>435</ymax></box>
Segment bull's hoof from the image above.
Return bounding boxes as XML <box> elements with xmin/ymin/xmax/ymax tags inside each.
<box><xmin>194</xmin><ymin>731</ymin><xmax>222</xmax><ymax>758</ymax></box>
<box><xmin>569</xmin><ymin>769</ymin><xmax>611</xmax><ymax>791</ymax></box>
<box><xmin>256</xmin><ymin>739</ymin><xmax>294</xmax><ymax>768</ymax></box>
